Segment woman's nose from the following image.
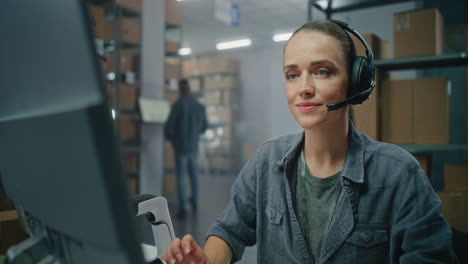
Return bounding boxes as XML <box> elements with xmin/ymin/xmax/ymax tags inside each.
<box><xmin>298</xmin><ymin>74</ymin><xmax>315</xmax><ymax>97</ymax></box>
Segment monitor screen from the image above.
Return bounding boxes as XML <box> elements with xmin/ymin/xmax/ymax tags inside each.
<box><xmin>0</xmin><ymin>0</ymin><xmax>146</xmax><ymax>263</ymax></box>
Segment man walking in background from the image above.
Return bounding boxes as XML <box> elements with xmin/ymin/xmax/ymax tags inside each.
<box><xmin>164</xmin><ymin>79</ymin><xmax>208</xmax><ymax>218</ymax></box>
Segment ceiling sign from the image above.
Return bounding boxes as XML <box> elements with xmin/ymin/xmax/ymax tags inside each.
<box><xmin>215</xmin><ymin>0</ymin><xmax>240</xmax><ymax>27</ymax></box>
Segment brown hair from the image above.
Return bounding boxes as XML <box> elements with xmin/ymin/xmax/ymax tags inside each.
<box><xmin>287</xmin><ymin>20</ymin><xmax>357</xmax><ymax>74</ymax></box>
<box><xmin>178</xmin><ymin>79</ymin><xmax>190</xmax><ymax>96</ymax></box>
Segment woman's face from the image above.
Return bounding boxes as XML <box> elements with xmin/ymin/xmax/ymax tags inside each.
<box><xmin>283</xmin><ymin>30</ymin><xmax>349</xmax><ymax>129</ymax></box>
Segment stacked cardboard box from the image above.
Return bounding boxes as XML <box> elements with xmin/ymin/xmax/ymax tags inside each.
<box><xmin>87</xmin><ymin>4</ymin><xmax>113</xmax><ymax>41</ymax></box>
<box><xmin>394</xmin><ymin>8</ymin><xmax>443</xmax><ymax>58</ymax></box>
<box><xmin>165</xmin><ymin>0</ymin><xmax>182</xmax><ymax>26</ymax></box>
<box><xmin>105</xmin><ymin>50</ymin><xmax>135</xmax><ymax>73</ymax></box>
<box><xmin>206</xmin><ymin>106</ymin><xmax>235</xmax><ymax>123</ymax></box>
<box><xmin>183</xmin><ymin>56</ymin><xmax>239</xmax><ymax>77</ymax></box>
<box><xmin>204</xmin><ymin>75</ymin><xmax>239</xmax><ymax>90</ymax></box>
<box><xmin>165</xmin><ymin>41</ymin><xmax>181</xmax><ymax>54</ymax></box>
<box><xmin>118</xmin><ymin>84</ymin><xmax>138</xmax><ymax>109</ymax></box>
<box><xmin>382</xmin><ymin>77</ymin><xmax>449</xmax><ymax>144</ymax></box>
<box><xmin>119</xmin><ymin>118</ymin><xmax>138</xmax><ymax>142</ymax></box>
<box><xmin>437</xmin><ymin>164</ymin><xmax>468</xmax><ymax>233</ymax></box>
<box><xmin>165</xmin><ymin>58</ymin><xmax>180</xmax><ymax>80</ymax></box>
<box><xmin>179</xmin><ymin>56</ymin><xmax>241</xmax><ymax>172</ymax></box>
<box><xmin>121</xmin><ymin>18</ymin><xmax>141</xmax><ymax>43</ymax></box>
<box><xmin>128</xmin><ymin>177</ymin><xmax>138</xmax><ymax>196</ymax></box>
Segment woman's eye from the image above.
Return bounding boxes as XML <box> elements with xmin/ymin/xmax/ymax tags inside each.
<box><xmin>287</xmin><ymin>73</ymin><xmax>299</xmax><ymax>80</ymax></box>
<box><xmin>316</xmin><ymin>70</ymin><xmax>329</xmax><ymax>76</ymax></box>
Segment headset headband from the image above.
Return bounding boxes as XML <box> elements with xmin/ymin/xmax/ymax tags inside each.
<box><xmin>328</xmin><ymin>19</ymin><xmax>374</xmax><ymax>63</ymax></box>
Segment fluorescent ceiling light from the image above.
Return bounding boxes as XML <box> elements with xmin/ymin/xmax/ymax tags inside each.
<box><xmin>273</xmin><ymin>32</ymin><xmax>293</xmax><ymax>42</ymax></box>
<box><xmin>216</xmin><ymin>38</ymin><xmax>252</xmax><ymax>50</ymax></box>
<box><xmin>178</xmin><ymin>48</ymin><xmax>192</xmax><ymax>56</ymax></box>
<box><xmin>176</xmin><ymin>0</ymin><xmax>183</xmax><ymax>2</ymax></box>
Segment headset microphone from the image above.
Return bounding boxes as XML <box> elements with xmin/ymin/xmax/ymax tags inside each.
<box><xmin>327</xmin><ymin>81</ymin><xmax>375</xmax><ymax>111</ymax></box>
<box><xmin>325</xmin><ymin>19</ymin><xmax>376</xmax><ymax>111</ymax></box>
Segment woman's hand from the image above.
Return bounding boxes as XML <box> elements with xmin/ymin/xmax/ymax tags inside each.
<box><xmin>161</xmin><ymin>234</ymin><xmax>211</xmax><ymax>264</ymax></box>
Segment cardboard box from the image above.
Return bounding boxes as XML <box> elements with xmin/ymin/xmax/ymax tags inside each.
<box><xmin>183</xmin><ymin>57</ymin><xmax>239</xmax><ymax>76</ymax></box>
<box><xmin>200</xmin><ymin>91</ymin><xmax>222</xmax><ymax>105</ymax></box>
<box><xmin>352</xmin><ymin>72</ymin><xmax>380</xmax><ymax>140</ymax></box>
<box><xmin>437</xmin><ymin>192</ymin><xmax>468</xmax><ymax>233</ymax></box>
<box><xmin>165</xmin><ymin>41</ymin><xmax>181</xmax><ymax>54</ymax></box>
<box><xmin>444</xmin><ymin>164</ymin><xmax>468</xmax><ymax>192</ymax></box>
<box><xmin>119</xmin><ymin>118</ymin><xmax>137</xmax><ymax>142</ymax></box>
<box><xmin>188</xmin><ymin>78</ymin><xmax>201</xmax><ymax>93</ymax></box>
<box><xmin>0</xmin><ymin>210</ymin><xmax>29</xmax><ymax>255</ymax></box>
<box><xmin>209</xmin><ymin>57</ymin><xmax>239</xmax><ymax>73</ymax></box>
<box><xmin>413</xmin><ymin>154</ymin><xmax>432</xmax><ymax>179</ymax></box>
<box><xmin>205</xmin><ymin>75</ymin><xmax>240</xmax><ymax>90</ymax></box>
<box><xmin>164</xmin><ymin>143</ymin><xmax>175</xmax><ymax>169</ymax></box>
<box><xmin>165</xmin><ymin>0</ymin><xmax>182</xmax><ymax>26</ymax></box>
<box><xmin>164</xmin><ymin>174</ymin><xmax>177</xmax><ymax>196</ymax></box>
<box><xmin>394</xmin><ymin>8</ymin><xmax>443</xmax><ymax>58</ymax></box>
<box><xmin>118</xmin><ymin>84</ymin><xmax>138</xmax><ymax>109</ymax></box>
<box><xmin>182</xmin><ymin>59</ymin><xmax>200</xmax><ymax>77</ymax></box>
<box><xmin>128</xmin><ymin>177</ymin><xmax>138</xmax><ymax>196</ymax></box>
<box><xmin>165</xmin><ymin>58</ymin><xmax>180</xmax><ymax>80</ymax></box>
<box><xmin>382</xmin><ymin>79</ymin><xmax>413</xmax><ymax>144</ymax></box>
<box><xmin>117</xmin><ymin>0</ymin><xmax>142</xmax><ymax>12</ymax></box>
<box><xmin>106</xmin><ymin>50</ymin><xmax>135</xmax><ymax>73</ymax></box>
<box><xmin>413</xmin><ymin>78</ymin><xmax>449</xmax><ymax>144</ymax></box>
<box><xmin>207</xmin><ymin>106</ymin><xmax>233</xmax><ymax>123</ymax></box>
<box><xmin>121</xmin><ymin>18</ymin><xmax>141</xmax><ymax>43</ymax></box>
<box><xmin>351</xmin><ymin>33</ymin><xmax>391</xmax><ymax>59</ymax></box>
<box><xmin>222</xmin><ymin>90</ymin><xmax>237</xmax><ymax>106</ymax></box>
<box><xmin>382</xmin><ymin>77</ymin><xmax>449</xmax><ymax>144</ymax></box>
<box><xmin>123</xmin><ymin>153</ymin><xmax>138</xmax><ymax>172</ymax></box>
<box><xmin>87</xmin><ymin>4</ymin><xmax>113</xmax><ymax>41</ymax></box>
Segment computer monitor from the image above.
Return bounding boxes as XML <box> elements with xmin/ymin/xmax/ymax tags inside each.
<box><xmin>0</xmin><ymin>0</ymin><xmax>147</xmax><ymax>263</ymax></box>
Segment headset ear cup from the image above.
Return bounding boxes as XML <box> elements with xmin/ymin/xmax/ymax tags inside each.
<box><xmin>350</xmin><ymin>56</ymin><xmax>366</xmax><ymax>96</ymax></box>
<box><xmin>349</xmin><ymin>56</ymin><xmax>374</xmax><ymax>104</ymax></box>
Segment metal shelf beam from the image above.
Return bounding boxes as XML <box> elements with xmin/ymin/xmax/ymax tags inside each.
<box><xmin>375</xmin><ymin>52</ymin><xmax>468</xmax><ymax>71</ymax></box>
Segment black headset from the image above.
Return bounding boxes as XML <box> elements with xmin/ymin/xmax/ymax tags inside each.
<box><xmin>326</xmin><ymin>19</ymin><xmax>376</xmax><ymax>111</ymax></box>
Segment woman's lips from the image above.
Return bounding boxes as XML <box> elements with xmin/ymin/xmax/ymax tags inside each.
<box><xmin>296</xmin><ymin>102</ymin><xmax>322</xmax><ymax>112</ymax></box>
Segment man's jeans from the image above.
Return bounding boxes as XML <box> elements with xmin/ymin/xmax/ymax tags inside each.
<box><xmin>175</xmin><ymin>152</ymin><xmax>198</xmax><ymax>210</ymax></box>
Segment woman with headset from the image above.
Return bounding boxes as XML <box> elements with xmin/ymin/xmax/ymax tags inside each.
<box><xmin>161</xmin><ymin>20</ymin><xmax>457</xmax><ymax>264</ymax></box>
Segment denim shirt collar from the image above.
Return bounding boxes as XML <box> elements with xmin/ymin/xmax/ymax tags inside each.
<box><xmin>275</xmin><ymin>121</ymin><xmax>365</xmax><ymax>184</ymax></box>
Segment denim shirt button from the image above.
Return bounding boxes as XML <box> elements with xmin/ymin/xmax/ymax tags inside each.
<box><xmin>360</xmin><ymin>232</ymin><xmax>373</xmax><ymax>243</ymax></box>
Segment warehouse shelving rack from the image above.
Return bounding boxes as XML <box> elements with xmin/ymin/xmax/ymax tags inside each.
<box><xmin>308</xmin><ymin>0</ymin><xmax>468</xmax><ymax>191</ymax></box>
<box><xmin>89</xmin><ymin>1</ymin><xmax>143</xmax><ymax>192</ymax></box>
<box><xmin>375</xmin><ymin>53</ymin><xmax>468</xmax><ymax>190</ymax></box>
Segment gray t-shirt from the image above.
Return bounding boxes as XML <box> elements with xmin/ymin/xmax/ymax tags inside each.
<box><xmin>295</xmin><ymin>150</ymin><xmax>342</xmax><ymax>263</ymax></box>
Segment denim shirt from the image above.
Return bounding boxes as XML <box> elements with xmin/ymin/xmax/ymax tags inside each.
<box><xmin>206</xmin><ymin>123</ymin><xmax>458</xmax><ymax>263</ymax></box>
